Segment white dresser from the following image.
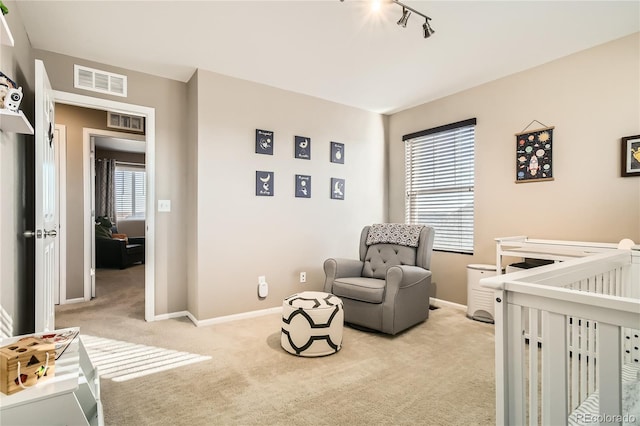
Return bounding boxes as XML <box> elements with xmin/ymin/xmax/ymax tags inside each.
<box><xmin>0</xmin><ymin>328</ymin><xmax>103</xmax><ymax>425</ymax></box>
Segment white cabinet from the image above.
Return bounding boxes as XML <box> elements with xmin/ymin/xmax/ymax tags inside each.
<box><xmin>0</xmin><ymin>329</ymin><xmax>103</xmax><ymax>426</ymax></box>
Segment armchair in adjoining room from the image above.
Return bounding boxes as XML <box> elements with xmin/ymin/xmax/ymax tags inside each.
<box><xmin>323</xmin><ymin>223</ymin><xmax>435</xmax><ymax>335</ymax></box>
<box><xmin>95</xmin><ymin>216</ymin><xmax>145</xmax><ymax>269</ymax></box>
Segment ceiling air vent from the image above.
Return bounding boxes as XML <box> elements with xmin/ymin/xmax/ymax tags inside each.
<box><xmin>74</xmin><ymin>64</ymin><xmax>127</xmax><ymax>97</ymax></box>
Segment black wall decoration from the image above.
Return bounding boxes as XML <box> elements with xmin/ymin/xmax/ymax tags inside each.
<box><xmin>621</xmin><ymin>135</ymin><xmax>640</xmax><ymax>177</ymax></box>
<box><xmin>255</xmin><ymin>129</ymin><xmax>274</xmax><ymax>155</ymax></box>
<box><xmin>330</xmin><ymin>178</ymin><xmax>345</xmax><ymax>200</ymax></box>
<box><xmin>295</xmin><ymin>136</ymin><xmax>311</xmax><ymax>159</ymax></box>
<box><xmin>515</xmin><ymin>126</ymin><xmax>554</xmax><ymax>183</ymax></box>
<box><xmin>256</xmin><ymin>171</ymin><xmax>274</xmax><ymax>196</ymax></box>
<box><xmin>295</xmin><ymin>175</ymin><xmax>311</xmax><ymax>198</ymax></box>
<box><xmin>330</xmin><ymin>142</ymin><xmax>344</xmax><ymax>164</ymax></box>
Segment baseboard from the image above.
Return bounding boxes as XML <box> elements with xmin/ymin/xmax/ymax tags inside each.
<box><xmin>154</xmin><ymin>310</ymin><xmax>190</xmax><ymax>321</ymax></box>
<box><xmin>157</xmin><ymin>300</ymin><xmax>463</xmax><ymax>327</ymax></box>
<box><xmin>431</xmin><ymin>297</ymin><xmax>466</xmax><ymax>311</ymax></box>
<box><xmin>188</xmin><ymin>306</ymin><xmax>282</xmax><ymax>327</ymax></box>
<box><xmin>62</xmin><ymin>297</ymin><xmax>87</xmax><ymax>305</ymax></box>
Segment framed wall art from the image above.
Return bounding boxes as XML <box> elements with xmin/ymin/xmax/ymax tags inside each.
<box><xmin>330</xmin><ymin>178</ymin><xmax>345</xmax><ymax>200</ymax></box>
<box><xmin>256</xmin><ymin>171</ymin><xmax>274</xmax><ymax>196</ymax></box>
<box><xmin>621</xmin><ymin>135</ymin><xmax>640</xmax><ymax>177</ymax></box>
<box><xmin>330</xmin><ymin>142</ymin><xmax>344</xmax><ymax>164</ymax></box>
<box><xmin>515</xmin><ymin>126</ymin><xmax>554</xmax><ymax>183</ymax></box>
<box><xmin>255</xmin><ymin>129</ymin><xmax>274</xmax><ymax>155</ymax></box>
<box><xmin>294</xmin><ymin>136</ymin><xmax>311</xmax><ymax>159</ymax></box>
<box><xmin>295</xmin><ymin>174</ymin><xmax>311</xmax><ymax>198</ymax></box>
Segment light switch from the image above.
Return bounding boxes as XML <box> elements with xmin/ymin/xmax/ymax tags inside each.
<box><xmin>158</xmin><ymin>200</ymin><xmax>171</xmax><ymax>212</ymax></box>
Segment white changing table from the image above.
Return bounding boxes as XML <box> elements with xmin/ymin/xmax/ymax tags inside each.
<box><xmin>494</xmin><ymin>236</ymin><xmax>628</xmax><ymax>275</ymax></box>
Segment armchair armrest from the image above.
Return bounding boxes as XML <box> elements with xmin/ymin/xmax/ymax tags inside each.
<box><xmin>323</xmin><ymin>258</ymin><xmax>364</xmax><ymax>293</ymax></box>
<box><xmin>127</xmin><ymin>237</ymin><xmax>145</xmax><ymax>245</ymax></box>
<box><xmin>386</xmin><ymin>265</ymin><xmax>432</xmax><ymax>289</ymax></box>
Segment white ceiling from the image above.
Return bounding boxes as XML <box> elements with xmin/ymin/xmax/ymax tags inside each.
<box><xmin>14</xmin><ymin>1</ymin><xmax>640</xmax><ymax>114</ymax></box>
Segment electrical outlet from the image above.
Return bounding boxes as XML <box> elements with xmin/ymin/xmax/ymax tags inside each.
<box><xmin>300</xmin><ymin>272</ymin><xmax>306</xmax><ymax>283</ymax></box>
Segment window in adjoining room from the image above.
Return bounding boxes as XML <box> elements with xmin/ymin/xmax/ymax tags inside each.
<box><xmin>115</xmin><ymin>163</ymin><xmax>146</xmax><ymax>221</ymax></box>
<box><xmin>404</xmin><ymin>118</ymin><xmax>476</xmax><ymax>254</ymax></box>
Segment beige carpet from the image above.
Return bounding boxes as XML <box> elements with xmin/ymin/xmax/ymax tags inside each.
<box><xmin>55</xmin><ymin>265</ymin><xmax>496</xmax><ymax>425</ymax></box>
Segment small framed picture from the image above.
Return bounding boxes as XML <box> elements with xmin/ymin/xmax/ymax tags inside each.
<box><xmin>256</xmin><ymin>171</ymin><xmax>274</xmax><ymax>196</ymax></box>
<box><xmin>330</xmin><ymin>142</ymin><xmax>344</xmax><ymax>164</ymax></box>
<box><xmin>294</xmin><ymin>136</ymin><xmax>311</xmax><ymax>159</ymax></box>
<box><xmin>330</xmin><ymin>178</ymin><xmax>345</xmax><ymax>200</ymax></box>
<box><xmin>295</xmin><ymin>175</ymin><xmax>311</xmax><ymax>198</ymax></box>
<box><xmin>255</xmin><ymin>129</ymin><xmax>274</xmax><ymax>155</ymax></box>
<box><xmin>621</xmin><ymin>135</ymin><xmax>640</xmax><ymax>177</ymax></box>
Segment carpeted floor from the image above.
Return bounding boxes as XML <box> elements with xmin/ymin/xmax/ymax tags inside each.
<box><xmin>55</xmin><ymin>265</ymin><xmax>496</xmax><ymax>425</ymax></box>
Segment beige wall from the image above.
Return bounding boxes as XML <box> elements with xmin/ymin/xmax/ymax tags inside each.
<box><xmin>0</xmin><ymin>1</ymin><xmax>35</xmax><ymax>334</ymax></box>
<box><xmin>34</xmin><ymin>50</ymin><xmax>189</xmax><ymax>315</ymax></box>
<box><xmin>388</xmin><ymin>33</ymin><xmax>640</xmax><ymax>305</ymax></box>
<box><xmin>193</xmin><ymin>69</ymin><xmax>387</xmax><ymax>319</ymax></box>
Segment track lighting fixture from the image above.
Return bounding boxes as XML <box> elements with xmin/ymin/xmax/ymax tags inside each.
<box><xmin>340</xmin><ymin>0</ymin><xmax>435</xmax><ymax>39</ymax></box>
<box><xmin>422</xmin><ymin>19</ymin><xmax>435</xmax><ymax>38</ymax></box>
<box><xmin>397</xmin><ymin>7</ymin><xmax>411</xmax><ymax>28</ymax></box>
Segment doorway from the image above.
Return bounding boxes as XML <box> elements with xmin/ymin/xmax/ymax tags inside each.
<box><xmin>53</xmin><ymin>90</ymin><xmax>156</xmax><ymax>322</ymax></box>
<box><xmin>91</xmin><ymin>129</ymin><xmax>147</xmax><ymax>299</ymax></box>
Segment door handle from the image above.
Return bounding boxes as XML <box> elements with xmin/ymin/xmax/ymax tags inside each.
<box><xmin>24</xmin><ymin>229</ymin><xmax>57</xmax><ymax>238</ymax></box>
<box><xmin>44</xmin><ymin>229</ymin><xmax>58</xmax><ymax>238</ymax></box>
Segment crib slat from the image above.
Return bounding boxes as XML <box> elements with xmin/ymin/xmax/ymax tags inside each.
<box><xmin>598</xmin><ymin>323</ymin><xmax>622</xmax><ymax>425</ymax></box>
<box><xmin>542</xmin><ymin>311</ymin><xmax>568</xmax><ymax>425</ymax></box>
<box><xmin>569</xmin><ymin>317</ymin><xmax>579</xmax><ymax>410</ymax></box>
<box><xmin>579</xmin><ymin>319</ymin><xmax>588</xmax><ymax>404</ymax></box>
<box><xmin>588</xmin><ymin>321</ymin><xmax>596</xmax><ymax>395</ymax></box>
<box><xmin>528</xmin><ymin>308</ymin><xmax>539</xmax><ymax>426</ymax></box>
<box><xmin>507</xmin><ymin>303</ymin><xmax>526</xmax><ymax>426</ymax></box>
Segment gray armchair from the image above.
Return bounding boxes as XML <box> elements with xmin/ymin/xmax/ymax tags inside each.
<box><xmin>323</xmin><ymin>224</ymin><xmax>435</xmax><ymax>335</ymax></box>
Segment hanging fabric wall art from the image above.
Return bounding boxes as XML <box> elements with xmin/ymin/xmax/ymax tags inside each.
<box><xmin>515</xmin><ymin>121</ymin><xmax>554</xmax><ymax>183</ymax></box>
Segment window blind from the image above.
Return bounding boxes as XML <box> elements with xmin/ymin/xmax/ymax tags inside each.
<box><xmin>115</xmin><ymin>164</ymin><xmax>146</xmax><ymax>221</ymax></box>
<box><xmin>404</xmin><ymin>119</ymin><xmax>476</xmax><ymax>254</ymax></box>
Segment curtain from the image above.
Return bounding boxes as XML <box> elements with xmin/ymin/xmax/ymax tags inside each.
<box><xmin>95</xmin><ymin>158</ymin><xmax>116</xmax><ymax>222</ymax></box>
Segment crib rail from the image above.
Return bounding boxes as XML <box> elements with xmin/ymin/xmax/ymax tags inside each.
<box><xmin>482</xmin><ymin>250</ymin><xmax>640</xmax><ymax>426</ymax></box>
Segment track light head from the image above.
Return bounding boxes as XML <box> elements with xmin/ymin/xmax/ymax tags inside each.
<box><xmin>340</xmin><ymin>0</ymin><xmax>435</xmax><ymax>39</ymax></box>
<box><xmin>423</xmin><ymin>19</ymin><xmax>435</xmax><ymax>38</ymax></box>
<box><xmin>397</xmin><ymin>7</ymin><xmax>411</xmax><ymax>28</ymax></box>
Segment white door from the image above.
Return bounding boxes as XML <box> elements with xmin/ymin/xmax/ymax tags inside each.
<box><xmin>34</xmin><ymin>59</ymin><xmax>57</xmax><ymax>332</ymax></box>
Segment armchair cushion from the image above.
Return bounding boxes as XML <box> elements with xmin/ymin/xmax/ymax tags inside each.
<box><xmin>363</xmin><ymin>244</ymin><xmax>417</xmax><ymax>279</ymax></box>
<box><xmin>95</xmin><ymin>223</ymin><xmax>112</xmax><ymax>239</ymax></box>
<box><xmin>332</xmin><ymin>277</ymin><xmax>386</xmax><ymax>303</ymax></box>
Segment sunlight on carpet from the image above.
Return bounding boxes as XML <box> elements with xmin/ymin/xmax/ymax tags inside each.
<box><xmin>81</xmin><ymin>335</ymin><xmax>211</xmax><ymax>382</ymax></box>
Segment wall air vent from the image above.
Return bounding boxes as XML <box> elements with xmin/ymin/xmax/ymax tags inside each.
<box><xmin>74</xmin><ymin>64</ymin><xmax>127</xmax><ymax>97</ymax></box>
<box><xmin>107</xmin><ymin>111</ymin><xmax>145</xmax><ymax>133</ymax></box>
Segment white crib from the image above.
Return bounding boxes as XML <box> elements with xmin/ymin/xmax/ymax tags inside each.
<box><xmin>481</xmin><ymin>238</ymin><xmax>640</xmax><ymax>426</ymax></box>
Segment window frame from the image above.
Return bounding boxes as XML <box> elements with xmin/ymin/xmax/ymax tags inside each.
<box><xmin>404</xmin><ymin>118</ymin><xmax>477</xmax><ymax>254</ymax></box>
